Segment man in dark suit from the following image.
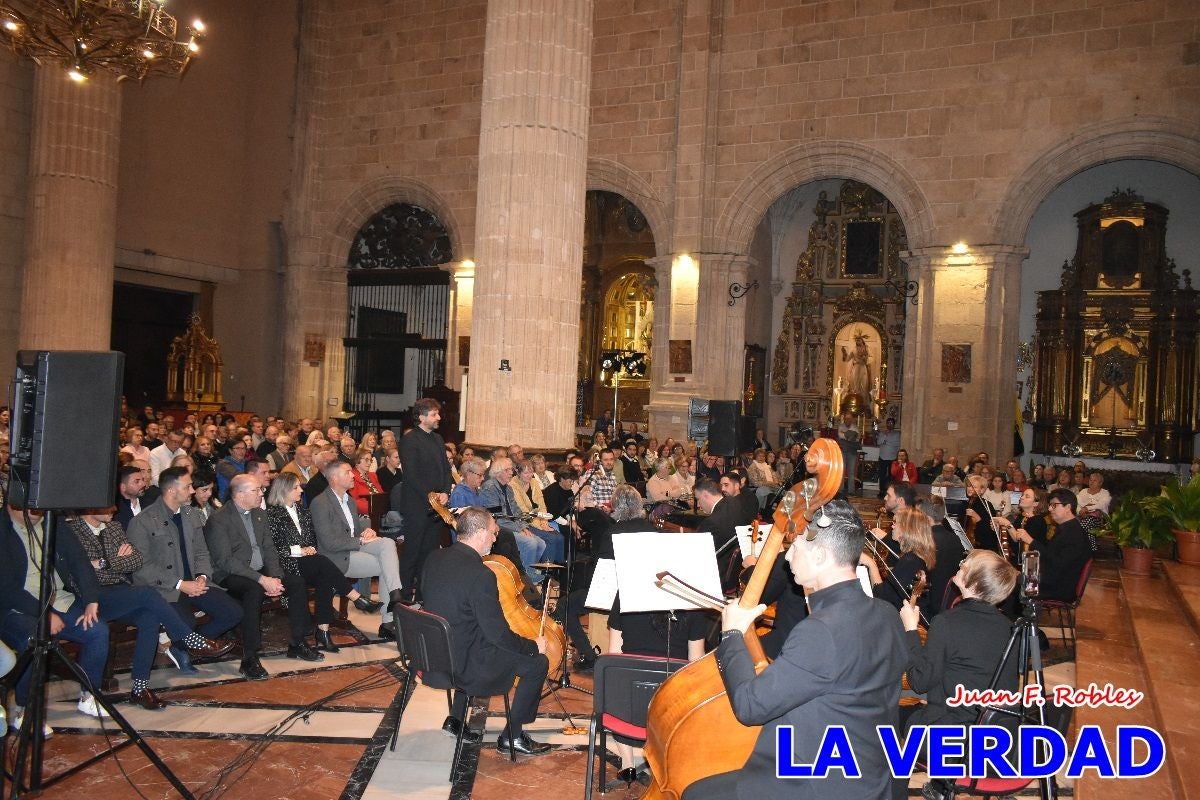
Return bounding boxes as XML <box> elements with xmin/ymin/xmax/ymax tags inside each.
<box><xmin>721</xmin><ymin>469</ymin><xmax>759</xmax><ymax>524</ymax></box>
<box><xmin>397</xmin><ymin>398</ymin><xmax>453</xmax><ymax>603</ymax></box>
<box><xmin>311</xmin><ymin>461</ymin><xmax>403</xmax><ymax>640</ymax></box>
<box><xmin>421</xmin><ymin>507</ymin><xmax>551</xmax><ymax>756</ymax></box>
<box><xmin>206</xmin><ymin>474</ymin><xmax>322</xmax><ymax>675</ymax></box>
<box><xmin>695</xmin><ymin>478</ymin><xmax>744</xmax><ymax>594</ymax></box>
<box><xmin>685</xmin><ymin>500</ymin><xmax>907</xmax><ymax>800</ymax></box>
<box><xmin>618</xmin><ymin>440</ymin><xmax>645</xmax><ymax>485</ymax></box>
<box><xmin>1008</xmin><ymin>487</ymin><xmax>1092</xmax><ymax>603</ymax></box>
<box><xmin>127</xmin><ymin>467</ymin><xmax>244</xmax><ymax>672</ymax></box>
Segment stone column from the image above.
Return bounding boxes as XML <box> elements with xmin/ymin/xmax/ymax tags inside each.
<box><xmin>465</xmin><ymin>0</ymin><xmax>592</xmax><ymax>449</ymax></box>
<box><xmin>19</xmin><ymin>68</ymin><xmax>121</xmax><ymax>351</ymax></box>
<box><xmin>901</xmin><ymin>244</ymin><xmax>1027</xmax><ymax>461</ymax></box>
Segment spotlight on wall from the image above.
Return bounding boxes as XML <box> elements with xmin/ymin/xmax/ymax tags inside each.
<box><xmin>952</xmin><ymin>241</ymin><xmax>969</xmax><ymax>254</ymax></box>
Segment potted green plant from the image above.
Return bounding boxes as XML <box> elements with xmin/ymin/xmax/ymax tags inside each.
<box><xmin>1142</xmin><ymin>474</ymin><xmax>1200</xmax><ymax>566</ymax></box>
<box><xmin>1103</xmin><ymin>492</ymin><xmax>1173</xmax><ymax>576</ymax></box>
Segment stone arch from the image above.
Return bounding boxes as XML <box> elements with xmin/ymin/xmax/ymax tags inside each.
<box><xmin>586</xmin><ymin>157</ymin><xmax>669</xmax><ymax>256</ymax></box>
<box><xmin>322</xmin><ymin>175</ymin><xmax>466</xmax><ymax>269</ymax></box>
<box><xmin>713</xmin><ymin>141</ymin><xmax>935</xmax><ymax>256</ymax></box>
<box><xmin>995</xmin><ymin>116</ymin><xmax>1200</xmax><ymax>246</ymax></box>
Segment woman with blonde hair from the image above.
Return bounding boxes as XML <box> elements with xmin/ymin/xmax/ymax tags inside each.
<box><xmin>964</xmin><ymin>473</ymin><xmax>1004</xmax><ymax>556</ymax></box>
<box><xmin>861</xmin><ymin>506</ymin><xmax>937</xmax><ymax>615</ymax></box>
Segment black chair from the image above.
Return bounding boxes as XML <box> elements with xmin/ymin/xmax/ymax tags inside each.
<box><xmin>1041</xmin><ymin>557</ymin><xmax>1094</xmax><ymax>659</ymax></box>
<box><xmin>584</xmin><ymin>654</ymin><xmax>685</xmax><ymax>800</ymax></box>
<box><xmin>390</xmin><ymin>604</ymin><xmax>515</xmax><ymax>780</ymax></box>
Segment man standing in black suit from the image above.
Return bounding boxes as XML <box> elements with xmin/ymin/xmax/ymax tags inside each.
<box><xmin>420</xmin><ymin>507</ymin><xmax>551</xmax><ymax>756</ymax></box>
<box><xmin>683</xmin><ymin>500</ymin><xmax>907</xmax><ymax>800</ymax></box>
<box><xmin>397</xmin><ymin>398</ymin><xmax>453</xmax><ymax>603</ymax></box>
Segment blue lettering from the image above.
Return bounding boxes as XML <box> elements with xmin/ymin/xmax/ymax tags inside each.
<box><xmin>926</xmin><ymin>726</ymin><xmax>967</xmax><ymax>779</ymax></box>
<box><xmin>968</xmin><ymin>726</ymin><xmax>1018</xmax><ymax>778</ymax></box>
<box><xmin>1066</xmin><ymin>726</ymin><xmax>1116</xmax><ymax>779</ymax></box>
<box><xmin>775</xmin><ymin>726</ymin><xmax>860</xmax><ymax>779</ymax></box>
<box><xmin>1018</xmin><ymin>725</ymin><xmax>1067</xmax><ymax>778</ymax></box>
<box><xmin>1117</xmin><ymin>726</ymin><xmax>1165</xmax><ymax>779</ymax></box>
<box><xmin>877</xmin><ymin>726</ymin><xmax>926</xmax><ymax>778</ymax></box>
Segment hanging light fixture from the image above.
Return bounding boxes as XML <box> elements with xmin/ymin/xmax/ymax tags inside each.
<box><xmin>0</xmin><ymin>0</ymin><xmax>205</xmax><ymax>83</ymax></box>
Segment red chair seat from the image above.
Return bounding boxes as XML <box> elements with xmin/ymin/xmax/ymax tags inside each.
<box><xmin>601</xmin><ymin>713</ymin><xmax>646</xmax><ymax>740</ymax></box>
<box><xmin>955</xmin><ymin>776</ymin><xmax>1032</xmax><ymax>793</ymax></box>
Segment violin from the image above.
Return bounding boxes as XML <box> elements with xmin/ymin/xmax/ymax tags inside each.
<box><xmin>641</xmin><ymin>438</ymin><xmax>843</xmax><ymax>800</ymax></box>
<box><xmin>899</xmin><ymin>570</ymin><xmax>928</xmax><ymax>706</ymax></box>
<box><xmin>428</xmin><ymin>492</ymin><xmax>457</xmax><ymax>528</ymax></box>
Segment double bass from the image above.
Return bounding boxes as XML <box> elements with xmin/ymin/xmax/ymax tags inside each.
<box><xmin>640</xmin><ymin>438</ymin><xmax>844</xmax><ymax>800</ymax></box>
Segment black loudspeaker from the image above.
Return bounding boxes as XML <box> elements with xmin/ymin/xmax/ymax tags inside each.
<box><xmin>707</xmin><ymin>400</ymin><xmax>741</xmax><ymax>456</ymax></box>
<box><xmin>9</xmin><ymin>351</ymin><xmax>124</xmax><ymax>509</ymax></box>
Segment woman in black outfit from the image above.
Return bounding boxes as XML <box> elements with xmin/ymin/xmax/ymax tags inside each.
<box><xmin>265</xmin><ymin>472</ymin><xmax>383</xmax><ymax>652</ymax></box>
<box><xmin>900</xmin><ymin>549</ymin><xmax>1021</xmax><ymax>797</ymax></box>
<box><xmin>963</xmin><ymin>474</ymin><xmax>1004</xmax><ymax>556</ymax></box>
<box><xmin>995</xmin><ymin>487</ymin><xmax>1049</xmax><ymax>566</ymax></box>
<box><xmin>861</xmin><ymin>507</ymin><xmax>937</xmax><ymax>616</ymax></box>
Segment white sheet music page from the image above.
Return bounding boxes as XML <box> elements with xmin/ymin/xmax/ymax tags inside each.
<box><xmin>612</xmin><ymin>530</ymin><xmax>724</xmax><ymax>612</ymax></box>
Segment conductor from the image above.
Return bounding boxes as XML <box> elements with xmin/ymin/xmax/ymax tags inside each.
<box><xmin>420</xmin><ymin>507</ymin><xmax>552</xmax><ymax>756</ymax></box>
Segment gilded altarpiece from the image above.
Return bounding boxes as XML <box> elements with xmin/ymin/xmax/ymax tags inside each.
<box><xmin>771</xmin><ymin>182</ymin><xmax>909</xmax><ymax>435</ymax></box>
<box><xmin>1032</xmin><ymin>190</ymin><xmax>1198</xmax><ymax>462</ymax></box>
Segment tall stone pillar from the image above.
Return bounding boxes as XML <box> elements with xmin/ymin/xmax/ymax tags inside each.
<box><xmin>465</xmin><ymin>0</ymin><xmax>592</xmax><ymax>449</ymax></box>
<box><xmin>19</xmin><ymin>69</ymin><xmax>121</xmax><ymax>351</ymax></box>
<box><xmin>901</xmin><ymin>244</ymin><xmax>1027</xmax><ymax>461</ymax></box>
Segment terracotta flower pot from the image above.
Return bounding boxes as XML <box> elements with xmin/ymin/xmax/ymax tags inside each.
<box><xmin>1121</xmin><ymin>546</ymin><xmax>1155</xmax><ymax>576</ymax></box>
<box><xmin>1174</xmin><ymin>529</ymin><xmax>1200</xmax><ymax>566</ymax></box>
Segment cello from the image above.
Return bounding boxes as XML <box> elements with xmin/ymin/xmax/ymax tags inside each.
<box><xmin>640</xmin><ymin>438</ymin><xmax>843</xmax><ymax>800</ymax></box>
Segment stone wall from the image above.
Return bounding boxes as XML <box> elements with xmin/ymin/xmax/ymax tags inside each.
<box><xmin>0</xmin><ymin>55</ymin><xmax>32</xmax><ymax>384</ymax></box>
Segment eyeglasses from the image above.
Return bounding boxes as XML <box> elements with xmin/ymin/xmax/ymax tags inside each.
<box><xmin>1048</xmin><ymin>501</ymin><xmax>1064</xmax><ymax>508</ymax></box>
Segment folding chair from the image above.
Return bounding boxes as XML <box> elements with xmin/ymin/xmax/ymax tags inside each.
<box><xmin>583</xmin><ymin>654</ymin><xmax>685</xmax><ymax>800</ymax></box>
<box><xmin>390</xmin><ymin>604</ymin><xmax>515</xmax><ymax>780</ymax></box>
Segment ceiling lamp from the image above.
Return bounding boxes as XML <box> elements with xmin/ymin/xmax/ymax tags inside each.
<box><xmin>0</xmin><ymin>0</ymin><xmax>205</xmax><ymax>83</ymax></box>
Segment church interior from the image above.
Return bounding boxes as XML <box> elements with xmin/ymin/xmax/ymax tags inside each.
<box><xmin>1</xmin><ymin>0</ymin><xmax>1199</xmax><ymax>797</ymax></box>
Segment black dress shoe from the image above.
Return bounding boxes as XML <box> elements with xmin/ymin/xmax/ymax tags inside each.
<box><xmin>239</xmin><ymin>657</ymin><xmax>269</xmax><ymax>681</ymax></box>
<box><xmin>377</xmin><ymin>622</ymin><xmax>397</xmax><ymax>642</ymax></box>
<box><xmin>496</xmin><ymin>731</ymin><xmax>552</xmax><ymax>756</ymax></box>
<box><xmin>314</xmin><ymin>628</ymin><xmax>340</xmax><ymax>653</ymax></box>
<box><xmin>573</xmin><ymin>655</ymin><xmax>595</xmax><ymax>673</ymax></box>
<box><xmin>441</xmin><ymin>715</ymin><xmax>482</xmax><ymax>745</ymax></box>
<box><xmin>187</xmin><ymin>635</ymin><xmax>236</xmax><ymax>659</ymax></box>
<box><xmin>353</xmin><ymin>596</ymin><xmax>384</xmax><ymax>614</ymax></box>
<box><xmin>287</xmin><ymin>642</ymin><xmax>324</xmax><ymax>662</ymax></box>
<box><xmin>130</xmin><ymin>688</ymin><xmax>169</xmax><ymax>710</ymax></box>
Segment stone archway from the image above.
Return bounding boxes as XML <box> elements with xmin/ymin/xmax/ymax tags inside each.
<box><xmin>712</xmin><ymin>140</ymin><xmax>936</xmax><ymax>258</ymax></box>
<box><xmin>994</xmin><ymin>116</ymin><xmax>1200</xmax><ymax>247</ymax></box>
<box><xmin>586</xmin><ymin>157</ymin><xmax>669</xmax><ymax>256</ymax></box>
<box><xmin>323</xmin><ymin>176</ymin><xmax>466</xmax><ymax>269</ymax></box>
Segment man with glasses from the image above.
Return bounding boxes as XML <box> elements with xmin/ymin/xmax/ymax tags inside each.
<box><xmin>1007</xmin><ymin>488</ymin><xmax>1092</xmax><ymax>603</ymax></box>
<box><xmin>217</xmin><ymin>439</ymin><xmax>249</xmax><ymax>501</ymax></box>
<box><xmin>684</xmin><ymin>500</ymin><xmax>907</xmax><ymax>800</ymax></box>
<box><xmin>396</xmin><ymin>398</ymin><xmax>453</xmax><ymax>605</ymax></box>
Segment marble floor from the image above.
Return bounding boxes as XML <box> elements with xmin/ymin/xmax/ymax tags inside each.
<box><xmin>7</xmin><ymin>594</ymin><xmax>1083</xmax><ymax>799</ymax></box>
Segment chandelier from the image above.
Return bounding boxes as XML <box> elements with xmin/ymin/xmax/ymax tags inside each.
<box><xmin>0</xmin><ymin>0</ymin><xmax>204</xmax><ymax>83</ymax></box>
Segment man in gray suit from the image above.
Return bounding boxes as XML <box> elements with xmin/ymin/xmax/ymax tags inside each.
<box><xmin>127</xmin><ymin>467</ymin><xmax>243</xmax><ymax>665</ymax></box>
<box><xmin>311</xmin><ymin>461</ymin><xmax>403</xmax><ymax>640</ymax></box>
<box><xmin>207</xmin><ymin>475</ymin><xmax>322</xmax><ymax>678</ymax></box>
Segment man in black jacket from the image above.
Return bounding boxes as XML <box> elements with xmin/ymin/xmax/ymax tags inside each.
<box><xmin>420</xmin><ymin>508</ymin><xmax>551</xmax><ymax>756</ymax></box>
<box><xmin>695</xmin><ymin>479</ymin><xmax>744</xmax><ymax>594</ymax></box>
<box><xmin>0</xmin><ymin>504</ymin><xmax>110</xmax><ymax>727</ymax></box>
<box><xmin>1008</xmin><ymin>488</ymin><xmax>1091</xmax><ymax>603</ymax></box>
<box><xmin>397</xmin><ymin>398</ymin><xmax>453</xmax><ymax>603</ymax></box>
<box><xmin>685</xmin><ymin>500</ymin><xmax>906</xmax><ymax>800</ymax></box>
<box><xmin>618</xmin><ymin>440</ymin><xmax>645</xmax><ymax>485</ymax></box>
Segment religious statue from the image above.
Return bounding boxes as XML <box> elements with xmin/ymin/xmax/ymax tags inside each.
<box><xmin>841</xmin><ymin>329</ymin><xmax>874</xmax><ymax>409</ymax></box>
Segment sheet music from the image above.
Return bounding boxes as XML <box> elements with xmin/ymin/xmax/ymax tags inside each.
<box><xmin>946</xmin><ymin>517</ymin><xmax>974</xmax><ymax>552</ymax></box>
<box><xmin>930</xmin><ymin>485</ymin><xmax>947</xmax><ymax>498</ymax></box>
<box><xmin>734</xmin><ymin>523</ymin><xmax>774</xmax><ymax>560</ymax></box>
<box><xmin>583</xmin><ymin>558</ymin><xmax>618</xmax><ymax>611</ymax></box>
<box><xmin>612</xmin><ymin>530</ymin><xmax>723</xmax><ymax>613</ymax></box>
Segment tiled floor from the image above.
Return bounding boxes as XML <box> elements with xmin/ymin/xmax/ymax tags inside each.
<box><xmin>5</xmin><ymin>581</ymin><xmax>1089</xmax><ymax>799</ymax></box>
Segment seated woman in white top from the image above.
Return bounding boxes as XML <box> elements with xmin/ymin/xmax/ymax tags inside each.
<box><xmin>1076</xmin><ymin>472</ymin><xmax>1112</xmax><ymax>515</ymax></box>
<box><xmin>746</xmin><ymin>448</ymin><xmax>781</xmax><ymax>489</ymax></box>
<box><xmin>646</xmin><ymin>458</ymin><xmax>687</xmax><ymax>502</ymax></box>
